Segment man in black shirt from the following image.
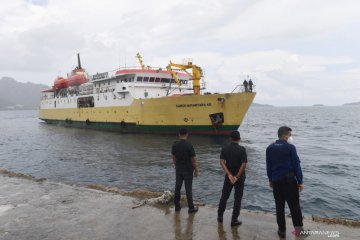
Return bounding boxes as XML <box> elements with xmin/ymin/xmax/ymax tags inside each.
<box><xmin>172</xmin><ymin>128</ymin><xmax>199</xmax><ymax>213</ymax></box>
<box><xmin>218</xmin><ymin>130</ymin><xmax>247</xmax><ymax>226</ymax></box>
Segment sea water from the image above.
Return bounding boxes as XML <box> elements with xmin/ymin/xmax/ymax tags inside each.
<box><xmin>0</xmin><ymin>106</ymin><xmax>359</xmax><ymax>220</ymax></box>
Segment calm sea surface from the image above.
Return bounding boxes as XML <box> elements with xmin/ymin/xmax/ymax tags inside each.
<box><xmin>0</xmin><ymin>106</ymin><xmax>359</xmax><ymax>220</ymax></box>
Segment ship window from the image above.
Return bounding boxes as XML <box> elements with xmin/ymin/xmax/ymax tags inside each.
<box><xmin>137</xmin><ymin>76</ymin><xmax>143</xmax><ymax>82</ymax></box>
<box><xmin>171</xmin><ymin>79</ymin><xmax>175</xmax><ymax>83</ymax></box>
<box><xmin>117</xmin><ymin>79</ymin><xmax>119</xmax><ymax>83</ymax></box>
<box><xmin>77</xmin><ymin>97</ymin><xmax>94</xmax><ymax>108</ymax></box>
<box><xmin>161</xmin><ymin>78</ymin><xmax>170</xmax><ymax>83</ymax></box>
<box><xmin>143</xmin><ymin>77</ymin><xmax>149</xmax><ymax>82</ymax></box>
<box><xmin>155</xmin><ymin>78</ymin><xmax>161</xmax><ymax>82</ymax></box>
<box><xmin>149</xmin><ymin>77</ymin><xmax>155</xmax><ymax>82</ymax></box>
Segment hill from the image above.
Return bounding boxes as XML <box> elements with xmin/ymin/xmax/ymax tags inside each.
<box><xmin>343</xmin><ymin>101</ymin><xmax>360</xmax><ymax>106</ymax></box>
<box><xmin>0</xmin><ymin>77</ymin><xmax>49</xmax><ymax>110</ymax></box>
<box><xmin>252</xmin><ymin>102</ymin><xmax>273</xmax><ymax>107</ymax></box>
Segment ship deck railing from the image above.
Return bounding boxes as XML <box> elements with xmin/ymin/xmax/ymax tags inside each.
<box><xmin>232</xmin><ymin>84</ymin><xmax>256</xmax><ymax>93</ymax></box>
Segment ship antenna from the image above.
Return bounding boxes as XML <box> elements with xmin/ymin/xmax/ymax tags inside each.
<box><xmin>77</xmin><ymin>53</ymin><xmax>82</xmax><ymax>69</ymax></box>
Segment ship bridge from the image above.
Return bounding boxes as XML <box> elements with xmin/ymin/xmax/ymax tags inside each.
<box><xmin>88</xmin><ymin>66</ymin><xmax>197</xmax><ymax>99</ymax></box>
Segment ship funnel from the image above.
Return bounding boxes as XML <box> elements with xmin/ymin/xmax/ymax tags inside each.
<box><xmin>77</xmin><ymin>53</ymin><xmax>82</xmax><ymax>69</ymax></box>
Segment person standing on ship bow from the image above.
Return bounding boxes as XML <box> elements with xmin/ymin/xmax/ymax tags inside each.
<box><xmin>243</xmin><ymin>80</ymin><xmax>249</xmax><ymax>92</ymax></box>
<box><xmin>249</xmin><ymin>79</ymin><xmax>254</xmax><ymax>92</ymax></box>
<box><xmin>172</xmin><ymin>128</ymin><xmax>199</xmax><ymax>213</ymax></box>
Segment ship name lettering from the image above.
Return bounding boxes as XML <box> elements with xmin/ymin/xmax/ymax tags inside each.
<box><xmin>176</xmin><ymin>103</ymin><xmax>212</xmax><ymax>108</ymax></box>
<box><xmin>92</xmin><ymin>72</ymin><xmax>109</xmax><ymax>80</ymax></box>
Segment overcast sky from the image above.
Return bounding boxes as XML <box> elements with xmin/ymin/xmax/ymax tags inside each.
<box><xmin>1</xmin><ymin>0</ymin><xmax>360</xmax><ymax>106</ymax></box>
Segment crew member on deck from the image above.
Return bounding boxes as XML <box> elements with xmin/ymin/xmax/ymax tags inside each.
<box><xmin>249</xmin><ymin>79</ymin><xmax>253</xmax><ymax>92</ymax></box>
<box><xmin>243</xmin><ymin>80</ymin><xmax>249</xmax><ymax>92</ymax></box>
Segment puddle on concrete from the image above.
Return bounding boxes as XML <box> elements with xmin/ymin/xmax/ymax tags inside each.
<box><xmin>0</xmin><ymin>204</ymin><xmax>15</xmax><ymax>216</ymax></box>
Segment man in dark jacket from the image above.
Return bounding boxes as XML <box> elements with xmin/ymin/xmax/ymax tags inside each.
<box><xmin>249</xmin><ymin>79</ymin><xmax>254</xmax><ymax>92</ymax></box>
<box><xmin>266</xmin><ymin>126</ymin><xmax>306</xmax><ymax>238</ymax></box>
<box><xmin>243</xmin><ymin>80</ymin><xmax>249</xmax><ymax>92</ymax></box>
<box><xmin>217</xmin><ymin>130</ymin><xmax>247</xmax><ymax>226</ymax></box>
<box><xmin>172</xmin><ymin>128</ymin><xmax>199</xmax><ymax>213</ymax></box>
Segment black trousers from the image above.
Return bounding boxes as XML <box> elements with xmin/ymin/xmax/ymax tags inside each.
<box><xmin>273</xmin><ymin>180</ymin><xmax>303</xmax><ymax>231</ymax></box>
<box><xmin>218</xmin><ymin>175</ymin><xmax>245</xmax><ymax>221</ymax></box>
<box><xmin>174</xmin><ymin>171</ymin><xmax>194</xmax><ymax>208</ymax></box>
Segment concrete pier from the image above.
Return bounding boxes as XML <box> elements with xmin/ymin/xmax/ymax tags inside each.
<box><xmin>0</xmin><ymin>173</ymin><xmax>358</xmax><ymax>240</ymax></box>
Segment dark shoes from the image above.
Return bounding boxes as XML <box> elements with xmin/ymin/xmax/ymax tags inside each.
<box><xmin>218</xmin><ymin>216</ymin><xmax>242</xmax><ymax>226</ymax></box>
<box><xmin>277</xmin><ymin>230</ymin><xmax>286</xmax><ymax>238</ymax></box>
<box><xmin>230</xmin><ymin>219</ymin><xmax>242</xmax><ymax>226</ymax></box>
<box><xmin>188</xmin><ymin>206</ymin><xmax>199</xmax><ymax>214</ymax></box>
<box><xmin>176</xmin><ymin>205</ymin><xmax>198</xmax><ymax>213</ymax></box>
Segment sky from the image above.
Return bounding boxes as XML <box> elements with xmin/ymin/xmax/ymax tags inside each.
<box><xmin>1</xmin><ymin>0</ymin><xmax>360</xmax><ymax>106</ymax></box>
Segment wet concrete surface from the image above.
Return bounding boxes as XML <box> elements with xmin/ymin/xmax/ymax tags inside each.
<box><xmin>0</xmin><ymin>175</ymin><xmax>358</xmax><ymax>240</ymax></box>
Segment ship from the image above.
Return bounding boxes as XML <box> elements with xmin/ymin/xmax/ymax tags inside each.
<box><xmin>39</xmin><ymin>53</ymin><xmax>256</xmax><ymax>135</ymax></box>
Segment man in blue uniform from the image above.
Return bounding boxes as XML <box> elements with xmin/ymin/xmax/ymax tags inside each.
<box><xmin>172</xmin><ymin>128</ymin><xmax>199</xmax><ymax>213</ymax></box>
<box><xmin>266</xmin><ymin>126</ymin><xmax>306</xmax><ymax>238</ymax></box>
<box><xmin>217</xmin><ymin>130</ymin><xmax>247</xmax><ymax>226</ymax></box>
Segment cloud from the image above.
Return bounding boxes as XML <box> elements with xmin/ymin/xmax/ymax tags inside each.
<box><xmin>0</xmin><ymin>0</ymin><xmax>359</xmax><ymax>106</ymax></box>
<box><xmin>27</xmin><ymin>0</ymin><xmax>48</xmax><ymax>6</ymax></box>
<box><xmin>170</xmin><ymin>50</ymin><xmax>357</xmax><ymax>106</ymax></box>
<box><xmin>214</xmin><ymin>0</ymin><xmax>360</xmax><ymax>41</ymax></box>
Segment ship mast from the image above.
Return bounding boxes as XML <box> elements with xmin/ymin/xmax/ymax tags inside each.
<box><xmin>77</xmin><ymin>53</ymin><xmax>82</xmax><ymax>69</ymax></box>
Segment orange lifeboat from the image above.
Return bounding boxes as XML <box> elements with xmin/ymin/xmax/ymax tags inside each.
<box><xmin>54</xmin><ymin>77</ymin><xmax>69</xmax><ymax>90</ymax></box>
<box><xmin>52</xmin><ymin>53</ymin><xmax>88</xmax><ymax>90</ymax></box>
<box><xmin>67</xmin><ymin>69</ymin><xmax>87</xmax><ymax>86</ymax></box>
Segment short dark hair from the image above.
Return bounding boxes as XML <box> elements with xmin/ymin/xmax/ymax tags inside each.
<box><xmin>179</xmin><ymin>128</ymin><xmax>188</xmax><ymax>136</ymax></box>
<box><xmin>230</xmin><ymin>130</ymin><xmax>240</xmax><ymax>140</ymax></box>
<box><xmin>278</xmin><ymin>126</ymin><xmax>292</xmax><ymax>138</ymax></box>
